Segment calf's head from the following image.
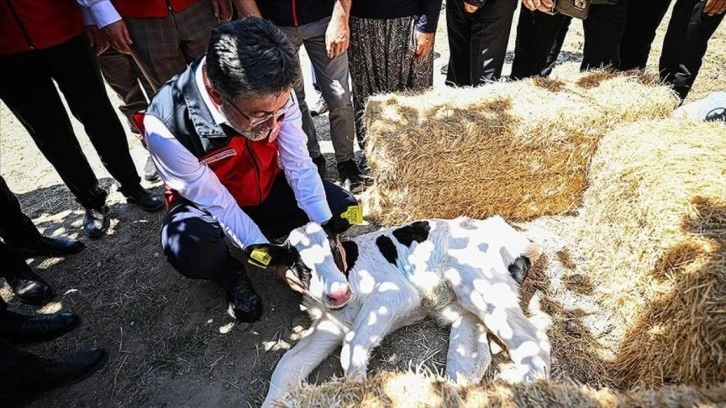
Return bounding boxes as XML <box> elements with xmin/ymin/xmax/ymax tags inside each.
<box><xmin>286</xmin><ymin>222</ymin><xmax>353</xmax><ymax>309</ymax></box>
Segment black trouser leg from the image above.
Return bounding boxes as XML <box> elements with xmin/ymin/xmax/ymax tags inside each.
<box><xmin>242</xmin><ymin>174</ymin><xmax>358</xmax><ymax>239</ymax></box>
<box><xmin>0</xmin><ymin>50</ymin><xmax>107</xmax><ymax>210</ymax></box>
<box><xmin>97</xmin><ymin>48</ymin><xmax>151</xmax><ymax>134</ymax></box>
<box><xmin>659</xmin><ymin>0</ymin><xmax>724</xmax><ymax>101</ymax></box>
<box><xmin>620</xmin><ymin>0</ymin><xmax>672</xmax><ymax>70</ymax></box>
<box><xmin>541</xmin><ymin>16</ymin><xmax>572</xmax><ymax>76</ymax></box>
<box><xmin>581</xmin><ymin>0</ymin><xmax>630</xmax><ymax>70</ymax></box>
<box><xmin>49</xmin><ymin>36</ymin><xmax>141</xmax><ymax>191</ymax></box>
<box><xmin>0</xmin><ymin>176</ymin><xmax>42</xmax><ymax>247</ymax></box>
<box><xmin>0</xmin><ymin>298</ymin><xmax>46</xmax><ymax>394</ymax></box>
<box><xmin>446</xmin><ymin>0</ymin><xmax>473</xmax><ymax>86</ymax></box>
<box><xmin>511</xmin><ymin>9</ymin><xmax>569</xmax><ymax>79</ymax></box>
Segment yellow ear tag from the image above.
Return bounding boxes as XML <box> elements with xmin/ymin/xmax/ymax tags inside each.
<box><xmin>249</xmin><ymin>248</ymin><xmax>271</xmax><ymax>268</ymax></box>
<box><xmin>340</xmin><ymin>204</ymin><xmax>363</xmax><ymax>225</ymax></box>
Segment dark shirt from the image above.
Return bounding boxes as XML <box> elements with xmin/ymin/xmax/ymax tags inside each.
<box><xmin>350</xmin><ymin>0</ymin><xmax>443</xmax><ymax>33</ymax></box>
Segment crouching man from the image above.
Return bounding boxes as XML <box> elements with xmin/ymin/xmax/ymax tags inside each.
<box><xmin>145</xmin><ymin>17</ymin><xmax>357</xmax><ymax>323</ymax></box>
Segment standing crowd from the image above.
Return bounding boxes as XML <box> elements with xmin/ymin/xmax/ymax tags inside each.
<box><xmin>1</xmin><ymin>0</ymin><xmax>724</xmax><ymax>403</ymax></box>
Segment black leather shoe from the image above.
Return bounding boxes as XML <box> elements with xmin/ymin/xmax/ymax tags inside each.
<box><xmin>83</xmin><ymin>206</ymin><xmax>109</xmax><ymax>239</ymax></box>
<box><xmin>120</xmin><ymin>184</ymin><xmax>164</xmax><ymax>212</ymax></box>
<box><xmin>16</xmin><ymin>236</ymin><xmax>85</xmax><ymax>258</ymax></box>
<box><xmin>226</xmin><ymin>273</ymin><xmax>263</xmax><ymax>323</ymax></box>
<box><xmin>337</xmin><ymin>159</ymin><xmax>374</xmax><ymax>194</ymax></box>
<box><xmin>36</xmin><ymin>347</ymin><xmax>108</xmax><ymax>391</ymax></box>
<box><xmin>8</xmin><ymin>269</ymin><xmax>55</xmax><ymax>306</ymax></box>
<box><xmin>2</xmin><ymin>311</ymin><xmax>81</xmax><ymax>345</ymax></box>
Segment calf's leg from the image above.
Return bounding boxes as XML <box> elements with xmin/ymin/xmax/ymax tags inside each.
<box><xmin>445</xmin><ymin>312</ymin><xmax>491</xmax><ymax>384</ymax></box>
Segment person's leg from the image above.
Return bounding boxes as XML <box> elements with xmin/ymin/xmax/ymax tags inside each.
<box><xmin>0</xmin><ymin>176</ymin><xmax>42</xmax><ymax>246</ymax></box>
<box><xmin>541</xmin><ymin>16</ymin><xmax>572</xmax><ymax>76</ymax></box>
<box><xmin>175</xmin><ymin>0</ymin><xmax>218</xmax><ymax>65</ymax></box>
<box><xmin>659</xmin><ymin>0</ymin><xmax>725</xmax><ymax>101</ymax></box>
<box><xmin>0</xmin><ymin>241</ymin><xmax>54</xmax><ymax>305</ymax></box>
<box><xmin>96</xmin><ymin>47</ymin><xmax>150</xmax><ymax>130</ymax></box>
<box><xmin>581</xmin><ymin>0</ymin><xmax>630</xmax><ymax>71</ymax></box>
<box><xmin>620</xmin><ymin>0</ymin><xmax>672</xmax><ymax>70</ymax></box>
<box><xmin>277</xmin><ymin>25</ymin><xmax>322</xmax><ymax>161</ymax></box>
<box><xmin>125</xmin><ymin>15</ymin><xmax>187</xmax><ymax>91</ymax></box>
<box><xmin>299</xmin><ymin>17</ymin><xmax>357</xmax><ymax>164</ymax></box>
<box><xmin>511</xmin><ymin>9</ymin><xmax>569</xmax><ymax>79</ymax></box>
<box><xmin>446</xmin><ymin>0</ymin><xmax>472</xmax><ymax>86</ymax></box>
<box><xmin>468</xmin><ymin>0</ymin><xmax>518</xmax><ymax>84</ymax></box>
<box><xmin>243</xmin><ymin>174</ymin><xmax>358</xmax><ymax>239</ymax></box>
<box><xmin>47</xmin><ymin>35</ymin><xmax>142</xmax><ymax>191</ymax></box>
<box><xmin>0</xmin><ymin>49</ymin><xmax>107</xmax><ymax>211</ymax></box>
<box><xmin>347</xmin><ymin>16</ymin><xmax>372</xmax><ymax>146</ymax></box>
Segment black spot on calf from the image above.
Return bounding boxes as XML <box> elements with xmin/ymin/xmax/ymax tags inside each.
<box><xmin>375</xmin><ymin>236</ymin><xmax>398</xmax><ymax>266</ymax></box>
<box><xmin>341</xmin><ymin>241</ymin><xmax>359</xmax><ymax>274</ymax></box>
<box><xmin>508</xmin><ymin>256</ymin><xmax>531</xmax><ymax>286</ymax></box>
<box><xmin>392</xmin><ymin>221</ymin><xmax>430</xmax><ymax>247</ymax></box>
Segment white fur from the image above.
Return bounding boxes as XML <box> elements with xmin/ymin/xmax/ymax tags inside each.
<box><xmin>262</xmin><ymin>216</ymin><xmax>550</xmax><ymax>407</ymax></box>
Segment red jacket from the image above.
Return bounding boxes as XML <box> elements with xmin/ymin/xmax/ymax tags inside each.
<box><xmin>111</xmin><ymin>0</ymin><xmax>199</xmax><ymax>18</ymax></box>
<box><xmin>0</xmin><ymin>0</ymin><xmax>84</xmax><ymax>55</ymax></box>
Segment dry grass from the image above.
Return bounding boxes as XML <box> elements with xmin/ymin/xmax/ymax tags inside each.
<box><xmin>361</xmin><ymin>71</ymin><xmax>677</xmax><ymax>226</ymax></box>
<box><xmin>578</xmin><ymin>118</ymin><xmax>726</xmax><ymax>387</ymax></box>
<box><xmin>277</xmin><ymin>372</ymin><xmax>726</xmax><ymax>407</ymax></box>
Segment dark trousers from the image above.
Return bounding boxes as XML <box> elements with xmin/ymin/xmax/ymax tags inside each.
<box><xmin>511</xmin><ymin>1</ymin><xmax>630</xmax><ymax>79</ymax></box>
<box><xmin>0</xmin><ymin>176</ymin><xmax>41</xmax><ymax>280</ymax></box>
<box><xmin>0</xmin><ymin>35</ymin><xmax>141</xmax><ymax>211</ymax></box>
<box><xmin>446</xmin><ymin>0</ymin><xmax>518</xmax><ymax>86</ymax></box>
<box><xmin>97</xmin><ymin>47</ymin><xmax>154</xmax><ymax>134</ymax></box>
<box><xmin>160</xmin><ymin>175</ymin><xmax>358</xmax><ymax>291</ymax></box>
<box><xmin>0</xmin><ymin>298</ymin><xmax>46</xmax><ymax>398</ymax></box>
<box><xmin>621</xmin><ymin>0</ymin><xmax>724</xmax><ymax>101</ymax></box>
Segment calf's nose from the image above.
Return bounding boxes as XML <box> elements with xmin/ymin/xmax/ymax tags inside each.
<box><xmin>326</xmin><ymin>283</ymin><xmax>352</xmax><ymax>307</ymax></box>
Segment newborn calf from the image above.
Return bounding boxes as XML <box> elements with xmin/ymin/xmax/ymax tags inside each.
<box><xmin>263</xmin><ymin>216</ymin><xmax>550</xmax><ymax>407</ymax></box>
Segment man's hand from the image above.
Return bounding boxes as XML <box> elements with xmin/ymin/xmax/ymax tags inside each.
<box><xmin>212</xmin><ymin>0</ymin><xmax>233</xmax><ymax>21</ymax></box>
<box><xmin>705</xmin><ymin>0</ymin><xmax>726</xmax><ymax>15</ymax></box>
<box><xmin>522</xmin><ymin>0</ymin><xmax>554</xmax><ymax>12</ymax></box>
<box><xmin>325</xmin><ymin>15</ymin><xmax>350</xmax><ymax>59</ymax></box>
<box><xmin>271</xmin><ymin>265</ymin><xmax>306</xmax><ymax>294</ymax></box>
<box><xmin>103</xmin><ymin>20</ymin><xmax>133</xmax><ymax>54</ymax></box>
<box><xmin>85</xmin><ymin>25</ymin><xmax>110</xmax><ymax>55</ymax></box>
<box><xmin>414</xmin><ymin>31</ymin><xmax>435</xmax><ymax>59</ymax></box>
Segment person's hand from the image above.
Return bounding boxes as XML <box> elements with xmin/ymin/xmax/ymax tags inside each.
<box><xmin>463</xmin><ymin>2</ymin><xmax>479</xmax><ymax>13</ymax></box>
<box><xmin>85</xmin><ymin>25</ymin><xmax>110</xmax><ymax>55</ymax></box>
<box><xmin>212</xmin><ymin>0</ymin><xmax>233</xmax><ymax>21</ymax></box>
<box><xmin>103</xmin><ymin>20</ymin><xmax>133</xmax><ymax>54</ymax></box>
<box><xmin>522</xmin><ymin>0</ymin><xmax>554</xmax><ymax>12</ymax></box>
<box><xmin>271</xmin><ymin>265</ymin><xmax>306</xmax><ymax>294</ymax></box>
<box><xmin>325</xmin><ymin>15</ymin><xmax>350</xmax><ymax>59</ymax></box>
<box><xmin>704</xmin><ymin>0</ymin><xmax>726</xmax><ymax>15</ymax></box>
<box><xmin>414</xmin><ymin>31</ymin><xmax>435</xmax><ymax>59</ymax></box>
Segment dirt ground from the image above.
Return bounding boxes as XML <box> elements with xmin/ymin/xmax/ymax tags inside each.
<box><xmin>0</xmin><ymin>4</ymin><xmax>724</xmax><ymax>407</ymax></box>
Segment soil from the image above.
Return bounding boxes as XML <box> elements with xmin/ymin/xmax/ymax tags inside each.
<box><xmin>0</xmin><ymin>4</ymin><xmax>723</xmax><ymax>407</ymax></box>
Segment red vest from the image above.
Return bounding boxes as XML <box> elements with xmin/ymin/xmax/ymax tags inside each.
<box><xmin>111</xmin><ymin>0</ymin><xmax>200</xmax><ymax>18</ymax></box>
<box><xmin>0</xmin><ymin>0</ymin><xmax>84</xmax><ymax>55</ymax></box>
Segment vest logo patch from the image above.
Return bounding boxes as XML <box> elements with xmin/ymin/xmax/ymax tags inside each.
<box><xmin>200</xmin><ymin>149</ymin><xmax>236</xmax><ymax>165</ymax></box>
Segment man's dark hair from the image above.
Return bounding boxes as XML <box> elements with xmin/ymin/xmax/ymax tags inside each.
<box><xmin>206</xmin><ymin>17</ymin><xmax>298</xmax><ymax>100</ymax></box>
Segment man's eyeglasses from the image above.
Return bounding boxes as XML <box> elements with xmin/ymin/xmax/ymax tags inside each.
<box><xmin>223</xmin><ymin>94</ymin><xmax>293</xmax><ymax>128</ymax></box>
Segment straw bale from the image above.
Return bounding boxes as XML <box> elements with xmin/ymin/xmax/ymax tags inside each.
<box><xmin>578</xmin><ymin>118</ymin><xmax>726</xmax><ymax>388</ymax></box>
<box><xmin>362</xmin><ymin>71</ymin><xmax>677</xmax><ymax>226</ymax></box>
<box><xmin>278</xmin><ymin>372</ymin><xmax>726</xmax><ymax>408</ymax></box>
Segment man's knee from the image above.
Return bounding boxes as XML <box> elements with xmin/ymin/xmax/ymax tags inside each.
<box><xmin>161</xmin><ymin>212</ymin><xmax>228</xmax><ymax>278</ymax></box>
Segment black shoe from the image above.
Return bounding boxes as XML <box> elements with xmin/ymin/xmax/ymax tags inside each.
<box><xmin>705</xmin><ymin>107</ymin><xmax>725</xmax><ymax>122</ymax></box>
<box><xmin>226</xmin><ymin>273</ymin><xmax>263</xmax><ymax>323</ymax></box>
<box><xmin>36</xmin><ymin>347</ymin><xmax>108</xmax><ymax>392</ymax></box>
<box><xmin>337</xmin><ymin>159</ymin><xmax>374</xmax><ymax>194</ymax></box>
<box><xmin>16</xmin><ymin>236</ymin><xmax>85</xmax><ymax>259</ymax></box>
<box><xmin>312</xmin><ymin>155</ymin><xmax>327</xmax><ymax>177</ymax></box>
<box><xmin>8</xmin><ymin>269</ymin><xmax>55</xmax><ymax>306</ymax></box>
<box><xmin>144</xmin><ymin>155</ymin><xmax>160</xmax><ymax>182</ymax></box>
<box><xmin>2</xmin><ymin>311</ymin><xmax>81</xmax><ymax>345</ymax></box>
<box><xmin>83</xmin><ymin>206</ymin><xmax>109</xmax><ymax>239</ymax></box>
<box><xmin>119</xmin><ymin>184</ymin><xmax>164</xmax><ymax>212</ymax></box>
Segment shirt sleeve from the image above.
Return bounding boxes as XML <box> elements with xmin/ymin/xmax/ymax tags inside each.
<box><xmin>276</xmin><ymin>93</ymin><xmax>333</xmax><ymax>224</ymax></box>
<box><xmin>416</xmin><ymin>0</ymin><xmax>443</xmax><ymax>33</ymax></box>
<box><xmin>76</xmin><ymin>0</ymin><xmax>121</xmax><ymax>29</ymax></box>
<box><xmin>144</xmin><ymin>115</ymin><xmax>270</xmax><ymax>248</ymax></box>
